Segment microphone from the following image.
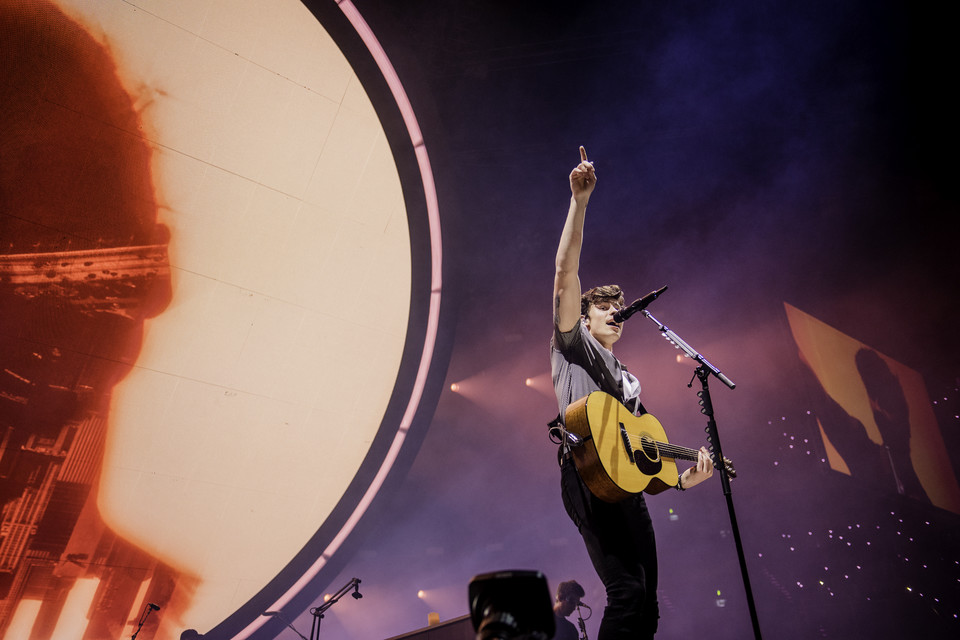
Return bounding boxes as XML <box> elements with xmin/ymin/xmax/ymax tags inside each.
<box><xmin>612</xmin><ymin>286</ymin><xmax>667</xmax><ymax>323</ymax></box>
<box><xmin>148</xmin><ymin>603</ymin><xmax>161</xmax><ymax>611</ymax></box>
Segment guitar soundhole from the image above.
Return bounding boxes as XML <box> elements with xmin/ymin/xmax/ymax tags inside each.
<box><xmin>635</xmin><ymin>435</ymin><xmax>662</xmax><ymax>476</ymax></box>
<box><xmin>638</xmin><ymin>436</ymin><xmax>660</xmax><ymax>462</ymax></box>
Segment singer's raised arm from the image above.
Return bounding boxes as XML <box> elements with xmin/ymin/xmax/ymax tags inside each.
<box><xmin>554</xmin><ymin>146</ymin><xmax>596</xmax><ymax>333</ymax></box>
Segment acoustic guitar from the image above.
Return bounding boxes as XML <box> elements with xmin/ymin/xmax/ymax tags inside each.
<box><xmin>564</xmin><ymin>391</ymin><xmax>736</xmax><ymax>502</ymax></box>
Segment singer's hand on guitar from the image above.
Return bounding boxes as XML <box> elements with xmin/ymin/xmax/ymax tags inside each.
<box><xmin>680</xmin><ymin>446</ymin><xmax>714</xmax><ymax>490</ymax></box>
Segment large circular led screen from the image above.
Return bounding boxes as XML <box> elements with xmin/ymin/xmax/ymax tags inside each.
<box><xmin>0</xmin><ymin>1</ymin><xmax>443</xmax><ymax>639</ymax></box>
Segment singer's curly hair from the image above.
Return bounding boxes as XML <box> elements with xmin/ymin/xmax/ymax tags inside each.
<box><xmin>580</xmin><ymin>284</ymin><xmax>624</xmax><ymax>317</ymax></box>
<box><xmin>556</xmin><ymin>580</ymin><xmax>585</xmax><ymax>602</ymax></box>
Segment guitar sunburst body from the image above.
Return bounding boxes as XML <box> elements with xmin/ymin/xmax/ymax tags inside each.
<box><xmin>564</xmin><ymin>391</ymin><xmax>735</xmax><ymax>502</ymax></box>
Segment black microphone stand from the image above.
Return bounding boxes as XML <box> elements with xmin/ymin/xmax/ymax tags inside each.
<box><xmin>575</xmin><ymin>603</ymin><xmax>590</xmax><ymax>640</ymax></box>
<box><xmin>641</xmin><ymin>309</ymin><xmax>762</xmax><ymax>640</ymax></box>
<box><xmin>130</xmin><ymin>603</ymin><xmax>158</xmax><ymax>640</ymax></box>
<box><xmin>309</xmin><ymin>578</ymin><xmax>362</xmax><ymax>640</ymax></box>
<box><xmin>263</xmin><ymin>611</ymin><xmax>309</xmax><ymax>640</ymax></box>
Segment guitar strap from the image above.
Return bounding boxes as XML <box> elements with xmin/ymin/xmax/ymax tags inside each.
<box><xmin>549</xmin><ymin>367</ymin><xmax>575</xmax><ymax>452</ymax></box>
<box><xmin>598</xmin><ymin>359</ymin><xmax>648</xmax><ymax>417</ymax></box>
<box><xmin>577</xmin><ymin>321</ymin><xmax>647</xmax><ymax>415</ymax></box>
<box><xmin>549</xmin><ymin>322</ymin><xmax>647</xmax><ymax>458</ymax></box>
<box><xmin>549</xmin><ymin>344</ymin><xmax>648</xmax><ymax>456</ymax></box>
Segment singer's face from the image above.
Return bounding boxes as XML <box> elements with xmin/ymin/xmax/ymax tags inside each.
<box><xmin>584</xmin><ymin>301</ymin><xmax>622</xmax><ymax>349</ymax></box>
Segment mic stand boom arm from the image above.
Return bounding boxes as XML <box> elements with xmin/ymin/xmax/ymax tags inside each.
<box><xmin>263</xmin><ymin>612</ymin><xmax>309</xmax><ymax>640</ymax></box>
<box><xmin>130</xmin><ymin>604</ymin><xmax>157</xmax><ymax>640</ymax></box>
<box><xmin>309</xmin><ymin>578</ymin><xmax>361</xmax><ymax>640</ymax></box>
<box><xmin>640</xmin><ymin>310</ymin><xmax>762</xmax><ymax>640</ymax></box>
<box><xmin>641</xmin><ymin>309</ymin><xmax>735</xmax><ymax>390</ymax></box>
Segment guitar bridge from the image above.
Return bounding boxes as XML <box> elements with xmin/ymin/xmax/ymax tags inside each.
<box><xmin>619</xmin><ymin>422</ymin><xmax>635</xmax><ymax>464</ymax></box>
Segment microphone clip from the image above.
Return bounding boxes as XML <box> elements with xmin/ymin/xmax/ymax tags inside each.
<box><xmin>612</xmin><ymin>286</ymin><xmax>667</xmax><ymax>323</ymax></box>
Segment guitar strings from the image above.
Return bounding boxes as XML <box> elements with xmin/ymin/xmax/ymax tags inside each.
<box><xmin>624</xmin><ymin>433</ymin><xmax>735</xmax><ymax>475</ymax></box>
<box><xmin>625</xmin><ymin>434</ymin><xmax>698</xmax><ymax>461</ymax></box>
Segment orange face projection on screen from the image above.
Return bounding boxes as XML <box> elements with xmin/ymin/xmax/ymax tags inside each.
<box><xmin>1</xmin><ymin>1</ymin><xmax>441</xmax><ymax>639</ymax></box>
<box><xmin>785</xmin><ymin>303</ymin><xmax>960</xmax><ymax>515</ymax></box>
<box><xmin>0</xmin><ymin>2</ymin><xmax>185</xmax><ymax>638</ymax></box>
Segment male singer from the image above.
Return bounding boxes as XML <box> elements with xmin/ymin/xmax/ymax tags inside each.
<box><xmin>551</xmin><ymin>146</ymin><xmax>714</xmax><ymax>638</ymax></box>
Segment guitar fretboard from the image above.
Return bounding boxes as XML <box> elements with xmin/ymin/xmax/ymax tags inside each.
<box><xmin>634</xmin><ymin>437</ymin><xmax>735</xmax><ymax>476</ymax></box>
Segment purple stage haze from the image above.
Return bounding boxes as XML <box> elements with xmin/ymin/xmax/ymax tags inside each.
<box><xmin>286</xmin><ymin>2</ymin><xmax>959</xmax><ymax>639</ymax></box>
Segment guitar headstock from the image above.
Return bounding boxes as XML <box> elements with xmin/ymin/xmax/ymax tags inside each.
<box><xmin>710</xmin><ymin>452</ymin><xmax>736</xmax><ymax>479</ymax></box>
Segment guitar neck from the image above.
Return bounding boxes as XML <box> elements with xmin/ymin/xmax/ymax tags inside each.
<box><xmin>650</xmin><ymin>440</ymin><xmax>734</xmax><ymax>478</ymax></box>
<box><xmin>654</xmin><ymin>441</ymin><xmax>700</xmax><ymax>463</ymax></box>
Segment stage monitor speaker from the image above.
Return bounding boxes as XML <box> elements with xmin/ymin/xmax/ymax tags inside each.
<box><xmin>385</xmin><ymin>614</ymin><xmax>473</xmax><ymax>640</ymax></box>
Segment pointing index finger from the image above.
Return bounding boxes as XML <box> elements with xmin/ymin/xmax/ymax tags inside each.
<box><xmin>579</xmin><ymin>145</ymin><xmax>588</xmax><ymax>163</ymax></box>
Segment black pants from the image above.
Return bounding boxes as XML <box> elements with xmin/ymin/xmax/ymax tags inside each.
<box><xmin>561</xmin><ymin>457</ymin><xmax>659</xmax><ymax>639</ymax></box>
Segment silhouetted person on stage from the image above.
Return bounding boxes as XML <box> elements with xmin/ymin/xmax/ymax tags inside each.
<box><xmin>800</xmin><ymin>347</ymin><xmax>929</xmax><ymax>502</ymax></box>
<box><xmin>553</xmin><ymin>580</ymin><xmax>584</xmax><ymax>640</ymax></box>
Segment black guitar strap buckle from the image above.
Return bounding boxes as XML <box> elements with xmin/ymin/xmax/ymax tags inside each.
<box><xmin>548</xmin><ymin>414</ymin><xmax>583</xmax><ymax>449</ymax></box>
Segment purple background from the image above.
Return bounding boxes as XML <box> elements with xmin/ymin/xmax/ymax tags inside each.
<box><xmin>270</xmin><ymin>2</ymin><xmax>959</xmax><ymax>639</ymax></box>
